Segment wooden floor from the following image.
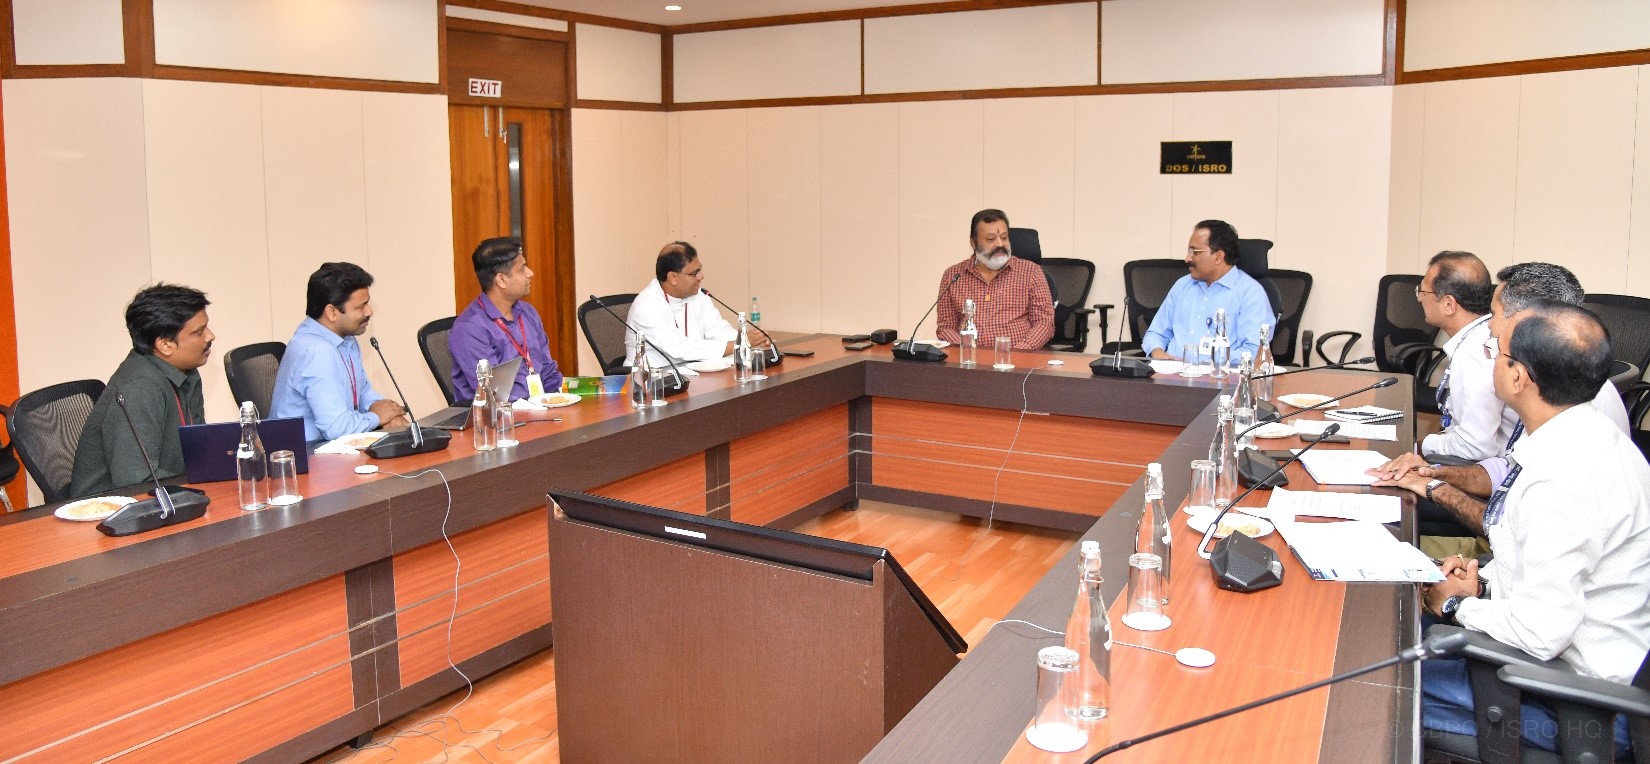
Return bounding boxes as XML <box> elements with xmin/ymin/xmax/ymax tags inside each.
<box><xmin>308</xmin><ymin>500</ymin><xmax>1079</xmax><ymax>763</ymax></box>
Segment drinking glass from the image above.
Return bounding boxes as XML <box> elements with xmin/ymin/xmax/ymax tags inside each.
<box><xmin>1179</xmin><ymin>342</ymin><xmax>1203</xmax><ymax>377</ymax></box>
<box><xmin>495</xmin><ymin>404</ymin><xmax>518</xmax><ymax>448</ymax></box>
<box><xmin>1122</xmin><ymin>553</ymin><xmax>1170</xmax><ymax>631</ymax></box>
<box><xmin>1233</xmin><ymin>406</ymin><xmax>1257</xmax><ymax>450</ymax></box>
<box><xmin>746</xmin><ymin>349</ymin><xmax>767</xmax><ymax>382</ymax></box>
<box><xmin>1026</xmin><ymin>646</ymin><xmax>1087</xmax><ymax>753</ymax></box>
<box><xmin>1187</xmin><ymin>459</ymin><xmax>1218</xmax><ymax>515</ymax></box>
<box><xmin>993</xmin><ymin>337</ymin><xmax>1014</xmax><ymax>370</ymax></box>
<box><xmin>268</xmin><ymin>450</ymin><xmax>301</xmax><ymax>506</ymax></box>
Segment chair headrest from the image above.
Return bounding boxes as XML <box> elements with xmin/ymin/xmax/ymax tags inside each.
<box><xmin>1009</xmin><ymin>227</ymin><xmax>1042</xmax><ymax>262</ymax></box>
<box><xmin>1236</xmin><ymin>239</ymin><xmax>1273</xmax><ymax>279</ymax></box>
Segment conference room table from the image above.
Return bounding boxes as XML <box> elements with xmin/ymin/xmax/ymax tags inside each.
<box><xmin>0</xmin><ymin>332</ymin><xmax>1420</xmax><ymax>763</ymax></box>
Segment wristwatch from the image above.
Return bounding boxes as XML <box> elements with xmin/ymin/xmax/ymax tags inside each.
<box><xmin>1440</xmin><ymin>595</ymin><xmax>1466</xmax><ymax>624</ymax></box>
<box><xmin>1425</xmin><ymin>479</ymin><xmax>1445</xmax><ymax>502</ymax></box>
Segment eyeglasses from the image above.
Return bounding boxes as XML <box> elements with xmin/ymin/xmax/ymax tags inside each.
<box><xmin>1186</xmin><ymin>248</ymin><xmax>1211</xmax><ymax>257</ymax></box>
<box><xmin>1482</xmin><ymin>337</ymin><xmax>1521</xmax><ymax>365</ymax></box>
<box><xmin>681</xmin><ymin>267</ymin><xmax>703</xmax><ymax>279</ymax></box>
<box><xmin>1414</xmin><ymin>286</ymin><xmax>1436</xmax><ymax>298</ymax></box>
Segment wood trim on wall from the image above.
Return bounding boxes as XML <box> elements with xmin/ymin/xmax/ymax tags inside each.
<box><xmin>1383</xmin><ymin>0</ymin><xmax>1402</xmax><ymax>85</ymax></box>
<box><xmin>0</xmin><ymin>88</ymin><xmax>23</xmax><ymax>511</ymax></box>
<box><xmin>572</xmin><ymin>99</ymin><xmax>667</xmax><ymax>112</ymax></box>
<box><xmin>1398</xmin><ymin>47</ymin><xmax>1650</xmax><ymax>85</ymax></box>
<box><xmin>146</xmin><ymin>65</ymin><xmax>443</xmax><ymax>94</ymax></box>
<box><xmin>450</xmin><ymin>0</ymin><xmax>666</xmax><ymax>34</ymax></box>
<box><xmin>662</xmin><ymin>28</ymin><xmax>675</xmax><ymax>110</ymax></box>
<box><xmin>447</xmin><ymin>16</ymin><xmax>568</xmax><ymax>43</ymax></box>
<box><xmin>123</xmin><ymin>0</ymin><xmax>155</xmax><ymax>78</ymax></box>
<box><xmin>0</xmin><ymin>0</ymin><xmax>15</xmax><ymax>73</ymax></box>
<box><xmin>668</xmin><ymin>0</ymin><xmax>1082</xmax><ymax>35</ymax></box>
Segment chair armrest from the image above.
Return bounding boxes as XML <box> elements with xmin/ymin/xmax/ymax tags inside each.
<box><xmin>1313</xmin><ymin>330</ymin><xmax>1361</xmax><ymax>366</ymax></box>
<box><xmin>1499</xmin><ymin>664</ymin><xmax>1650</xmax><ymax>718</ymax></box>
<box><xmin>1073</xmin><ymin>307</ymin><xmax>1094</xmax><ymax>316</ymax></box>
<box><xmin>1426</xmin><ymin>624</ymin><xmax>1572</xmax><ymax>672</ymax></box>
<box><xmin>1092</xmin><ymin>303</ymin><xmax>1115</xmax><ymax>311</ymax></box>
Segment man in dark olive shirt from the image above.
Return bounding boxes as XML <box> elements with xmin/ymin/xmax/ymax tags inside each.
<box><xmin>70</xmin><ymin>284</ymin><xmax>214</xmax><ymax>498</ymax></box>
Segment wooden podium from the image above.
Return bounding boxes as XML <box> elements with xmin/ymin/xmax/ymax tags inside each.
<box><xmin>549</xmin><ymin>496</ymin><xmax>962</xmax><ymax>763</ymax></box>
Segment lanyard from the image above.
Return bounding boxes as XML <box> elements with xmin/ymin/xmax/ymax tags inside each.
<box><xmin>1483</xmin><ymin>457</ymin><xmax>1522</xmax><ymax>527</ymax></box>
<box><xmin>669</xmin><ymin>294</ymin><xmax>689</xmax><ymax>337</ymax></box>
<box><xmin>173</xmin><ymin>390</ymin><xmax>188</xmax><ymax>426</ymax></box>
<box><xmin>482</xmin><ymin>297</ymin><xmax>536</xmax><ymax>373</ymax></box>
<box><xmin>1504</xmin><ymin>421</ymin><xmax>1525</xmax><ymax>451</ymax></box>
<box><xmin>336</xmin><ymin>348</ymin><xmax>358</xmax><ymax>408</ymax></box>
<box><xmin>1436</xmin><ymin>368</ymin><xmax>1453</xmax><ymax>429</ymax></box>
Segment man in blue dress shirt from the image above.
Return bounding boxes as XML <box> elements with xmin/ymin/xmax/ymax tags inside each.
<box><xmin>1141</xmin><ymin>220</ymin><xmax>1273</xmax><ymax>361</ymax></box>
<box><xmin>272</xmin><ymin>262</ymin><xmax>407</xmax><ymax>442</ymax></box>
<box><xmin>448</xmin><ymin>237</ymin><xmax>563</xmax><ymax>402</ymax></box>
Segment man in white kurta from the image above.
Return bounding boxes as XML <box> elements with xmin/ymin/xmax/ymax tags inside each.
<box><xmin>626</xmin><ymin>241</ymin><xmax>739</xmax><ymax>368</ymax></box>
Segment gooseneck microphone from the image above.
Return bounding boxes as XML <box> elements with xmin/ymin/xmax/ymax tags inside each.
<box><xmin>1196</xmin><ymin>423</ymin><xmax>1341</xmax><ymax>592</ymax></box>
<box><xmin>1241</xmin><ymin>376</ymin><xmax>1398</xmax><ymax>432</ymax></box>
<box><xmin>1090</xmin><ymin>299</ymin><xmax>1153</xmax><ymax>378</ymax></box>
<box><xmin>893</xmin><ymin>271</ymin><xmax>965</xmax><ymax>363</ymax></box>
<box><xmin>699</xmin><ymin>288</ymin><xmax>781</xmax><ymax>367</ymax></box>
<box><xmin>363</xmin><ymin>337</ymin><xmax>452</xmax><ymax>459</ymax></box>
<box><xmin>1252</xmin><ymin>356</ymin><xmax>1377</xmax><ymax>379</ymax></box>
<box><xmin>1084</xmin><ymin>630</ymin><xmax>1468</xmax><ymax>761</ymax></box>
<box><xmin>95</xmin><ymin>392</ymin><xmax>211</xmax><ymax>536</ymax></box>
<box><xmin>588</xmin><ymin>294</ymin><xmax>689</xmax><ymax>397</ymax></box>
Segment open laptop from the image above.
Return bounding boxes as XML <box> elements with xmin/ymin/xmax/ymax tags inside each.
<box><xmin>418</xmin><ymin>356</ymin><xmax>523</xmax><ymax>431</ymax></box>
<box><xmin>179</xmin><ymin>417</ymin><xmax>310</xmax><ymax>483</ymax></box>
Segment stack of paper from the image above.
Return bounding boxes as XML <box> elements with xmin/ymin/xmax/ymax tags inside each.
<box><xmin>1250</xmin><ymin>488</ymin><xmax>1402</xmax><ymax>523</ymax></box>
<box><xmin>1326</xmin><ymin>405</ymin><xmax>1404</xmax><ymax>424</ymax></box>
<box><xmin>1295</xmin><ymin>450</ymin><xmax>1388</xmax><ymax>485</ymax></box>
<box><xmin>1295</xmin><ymin>419</ymin><xmax>1398</xmax><ymax>442</ymax></box>
<box><xmin>1276</xmin><ymin>520</ymin><xmax>1444</xmax><ymax>582</ymax></box>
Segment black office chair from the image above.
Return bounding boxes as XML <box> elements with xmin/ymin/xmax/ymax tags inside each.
<box><xmin>1232</xmin><ymin>239</ymin><xmax>1314</xmax><ymax>367</ymax></box>
<box><xmin>1424</xmin><ymin>624</ymin><xmax>1649</xmax><ymax>764</ymax></box>
<box><xmin>1625</xmin><ymin>382</ymin><xmax>1650</xmax><ymax>462</ymax></box>
<box><xmin>1316</xmin><ymin>274</ymin><xmax>1439</xmax><ymax>372</ymax></box>
<box><xmin>1098</xmin><ymin>259</ymin><xmax>1186</xmax><ymax>355</ymax></box>
<box><xmin>0</xmin><ymin>407</ymin><xmax>22</xmax><ymax>512</ymax></box>
<box><xmin>1008</xmin><ymin>227</ymin><xmax>1063</xmax><ymax>319</ymax></box>
<box><xmin>1585</xmin><ymin>294</ymin><xmax>1650</xmax><ymax>384</ymax></box>
<box><xmin>577</xmin><ymin>294</ymin><xmax>638</xmax><ymax>375</ymax></box>
<box><xmin>418</xmin><ymin>317</ymin><xmax>458</xmax><ymax>405</ymax></box>
<box><xmin>8</xmin><ymin>379</ymin><xmax>106</xmax><ymax>505</ymax></box>
<box><xmin>1041</xmin><ymin>258</ymin><xmax>1097</xmax><ymax>352</ymax></box>
<box><xmin>223</xmin><ymin>342</ymin><xmax>285</xmax><ymax>417</ymax></box>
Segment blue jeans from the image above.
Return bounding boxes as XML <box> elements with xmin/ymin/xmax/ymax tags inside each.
<box><xmin>1422</xmin><ymin>654</ymin><xmax>1632</xmax><ymax>758</ymax></box>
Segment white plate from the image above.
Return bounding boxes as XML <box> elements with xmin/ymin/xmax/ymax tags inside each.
<box><xmin>1249</xmin><ymin>421</ymin><xmax>1297</xmax><ymax>439</ymax></box>
<box><xmin>918</xmin><ymin>339</ymin><xmax>951</xmax><ymax>349</ymax></box>
<box><xmin>56</xmin><ymin>495</ymin><xmax>135</xmax><ymax>522</ymax></box>
<box><xmin>1149</xmin><ymin>360</ymin><xmax>1185</xmax><ymax>375</ymax></box>
<box><xmin>1277</xmin><ymin>393</ymin><xmax>1338</xmax><ymax>409</ymax></box>
<box><xmin>334</xmin><ymin>432</ymin><xmax>386</xmax><ymax>450</ymax></box>
<box><xmin>687</xmin><ymin>360</ymin><xmax>730</xmax><ymax>372</ymax></box>
<box><xmin>529</xmin><ymin>392</ymin><xmax>582</xmax><ymax>408</ymax></box>
<box><xmin>1186</xmin><ymin>510</ymin><xmax>1275</xmax><ymax>539</ymax></box>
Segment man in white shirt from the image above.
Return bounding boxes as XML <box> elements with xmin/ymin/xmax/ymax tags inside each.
<box><xmin>1418</xmin><ymin>251</ymin><xmax>1516</xmax><ymax>463</ymax></box>
<box><xmin>627</xmin><ymin>241</ymin><xmax>758</xmax><ymax>368</ymax></box>
<box><xmin>1418</xmin><ymin>300</ymin><xmax>1650</xmax><ymax>756</ymax></box>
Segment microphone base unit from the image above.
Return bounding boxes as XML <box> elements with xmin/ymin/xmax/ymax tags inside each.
<box><xmin>1210</xmin><ymin>531</ymin><xmax>1284</xmax><ymax>593</ymax></box>
<box><xmin>892</xmin><ymin>343</ymin><xmax>948</xmax><ymax>363</ymax></box>
<box><xmin>1090</xmin><ymin>357</ymin><xmax>1154</xmax><ymax>378</ymax></box>
<box><xmin>869</xmin><ymin>329</ymin><xmax>899</xmax><ymax>345</ymax></box>
<box><xmin>367</xmin><ymin>428</ymin><xmax>454</xmax><ymax>459</ymax></box>
<box><xmin>1237</xmin><ymin>450</ymin><xmax>1290</xmax><ymax>489</ymax></box>
<box><xmin>97</xmin><ymin>487</ymin><xmax>211</xmax><ymax>537</ymax></box>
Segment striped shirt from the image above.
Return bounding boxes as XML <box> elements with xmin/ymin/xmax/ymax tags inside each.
<box><xmin>934</xmin><ymin>257</ymin><xmax>1055</xmax><ymax>350</ymax></box>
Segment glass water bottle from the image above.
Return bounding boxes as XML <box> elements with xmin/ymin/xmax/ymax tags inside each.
<box><xmin>236</xmin><ymin>401</ymin><xmax>268</xmax><ymax>511</ymax></box>
<box><xmin>472</xmin><ymin>359</ymin><xmax>497</xmax><ymax>451</ymax></box>
<box><xmin>1063</xmin><ymin>540</ymin><xmax>1112</xmax><ymax>720</ymax></box>
<box><xmin>959</xmin><ymin>298</ymin><xmax>979</xmax><ymax>367</ymax></box>
<box><xmin>1136</xmin><ymin>462</ymin><xmax>1171</xmax><ymax>604</ymax></box>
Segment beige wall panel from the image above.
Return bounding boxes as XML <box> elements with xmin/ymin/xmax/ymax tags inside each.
<box><xmin>1405</xmin><ymin>0</ymin><xmax>1650</xmax><ymax>72</ymax></box>
<box><xmin>982</xmin><ymin>98</ymin><xmax>1076</xmax><ymax>266</ymax></box>
<box><xmin>359</xmin><ymin>92</ymin><xmax>453</xmax><ymax>417</ymax></box>
<box><xmin>819</xmin><ymin>103</ymin><xmax>902</xmax><ymax>335</ymax></box>
<box><xmin>1416</xmin><ymin>77</ymin><xmax>1520</xmax><ymax>275</ymax></box>
<box><xmin>1512</xmin><ymin>67</ymin><xmax>1636</xmax><ymax>295</ymax></box>
<box><xmin>142</xmin><ymin>79</ymin><xmax>271</xmax><ymax>422</ymax></box>
<box><xmin>572</xmin><ymin>109</ymin><xmax>670</xmax><ymax>374</ymax></box>
<box><xmin>1102</xmin><ymin>0</ymin><xmax>1384</xmax><ymax>84</ymax></box>
<box><xmin>3</xmin><ymin>79</ymin><xmax>151</xmax><ymax>399</ymax></box>
<box><xmin>260</xmin><ymin>87</ymin><xmax>369</xmax><ymax>351</ymax></box>
<box><xmin>152</xmin><ymin>0</ymin><xmax>439</xmax><ymax>83</ymax></box>
<box><xmin>11</xmin><ymin>0</ymin><xmax>125</xmax><ymax>66</ymax></box>
<box><xmin>1073</xmin><ymin>93</ymin><xmax>1174</xmax><ymax>333</ymax></box>
<box><xmin>575</xmin><ymin>24</ymin><xmax>662</xmax><ymax>104</ymax></box>
<box><xmin>747</xmin><ymin>107</ymin><xmax>823</xmax><ymax>332</ymax></box>
<box><xmin>897</xmin><ymin>100</ymin><xmax>984</xmax><ymax>334</ymax></box>
<box><xmin>1631</xmin><ymin>66</ymin><xmax>1650</xmax><ymax>299</ymax></box>
<box><xmin>676</xmin><ymin>110</ymin><xmax>751</xmax><ymax>311</ymax></box>
<box><xmin>1386</xmin><ymin>84</ymin><xmax>1426</xmax><ymax>277</ymax></box>
<box><xmin>445</xmin><ymin>6</ymin><xmax>567</xmax><ymax>32</ymax></box>
<box><xmin>673</xmin><ymin>21</ymin><xmax>860</xmax><ymax>103</ymax></box>
<box><xmin>1169</xmin><ymin>90</ymin><xmax>1280</xmax><ymax>244</ymax></box>
<box><xmin>1276</xmin><ymin>87</ymin><xmax>1391</xmax><ymax>361</ymax></box>
<box><xmin>865</xmin><ymin>4</ymin><xmax>1096</xmax><ymax>95</ymax></box>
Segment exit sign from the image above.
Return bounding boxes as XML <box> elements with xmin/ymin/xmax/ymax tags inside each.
<box><xmin>468</xmin><ymin>78</ymin><xmax>502</xmax><ymax>98</ymax></box>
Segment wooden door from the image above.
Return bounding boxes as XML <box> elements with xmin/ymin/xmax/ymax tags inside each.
<box><xmin>448</xmin><ymin>105</ymin><xmax>578</xmax><ymax>375</ymax></box>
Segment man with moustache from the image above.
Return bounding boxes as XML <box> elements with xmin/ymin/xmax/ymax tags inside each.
<box><xmin>70</xmin><ymin>284</ymin><xmax>215</xmax><ymax>497</ymax></box>
<box><xmin>449</xmin><ymin>237</ymin><xmax>563</xmax><ymax>401</ymax></box>
<box><xmin>272</xmin><ymin>262</ymin><xmax>407</xmax><ymax>442</ymax></box>
<box><xmin>935</xmin><ymin>209</ymin><xmax>1055</xmax><ymax>350</ymax></box>
<box><xmin>1141</xmin><ymin>219</ymin><xmax>1272</xmax><ymax>361</ymax></box>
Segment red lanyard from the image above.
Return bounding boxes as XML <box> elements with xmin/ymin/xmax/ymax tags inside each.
<box><xmin>337</xmin><ymin>348</ymin><xmax>359</xmax><ymax>408</ymax></box>
<box><xmin>482</xmin><ymin>297</ymin><xmax>536</xmax><ymax>373</ymax></box>
<box><xmin>173</xmin><ymin>391</ymin><xmax>188</xmax><ymax>425</ymax></box>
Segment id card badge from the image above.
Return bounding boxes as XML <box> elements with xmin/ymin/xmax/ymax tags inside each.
<box><xmin>1199</xmin><ymin>336</ymin><xmax>1214</xmax><ymax>358</ymax></box>
<box><xmin>526</xmin><ymin>372</ymin><xmax>546</xmax><ymax>398</ymax></box>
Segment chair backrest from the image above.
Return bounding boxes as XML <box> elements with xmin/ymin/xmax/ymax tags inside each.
<box><xmin>1008</xmin><ymin>227</ymin><xmax>1041</xmax><ymax>262</ymax></box>
<box><xmin>1263</xmin><ymin>269</ymin><xmax>1313</xmax><ymax>366</ymax></box>
<box><xmin>1042</xmin><ymin>258</ymin><xmax>1097</xmax><ymax>350</ymax></box>
<box><xmin>1374</xmin><ymin>274</ymin><xmax>1437</xmax><ymax>373</ymax></box>
<box><xmin>1584</xmin><ymin>293</ymin><xmax>1650</xmax><ymax>382</ymax></box>
<box><xmin>223</xmin><ymin>342</ymin><xmax>285</xmax><ymax>417</ymax></box>
<box><xmin>577</xmin><ymin>294</ymin><xmax>638</xmax><ymax>375</ymax></box>
<box><xmin>418</xmin><ymin>317</ymin><xmax>458</xmax><ymax>405</ymax></box>
<box><xmin>1121</xmin><ymin>259</ymin><xmax>1189</xmax><ymax>344</ymax></box>
<box><xmin>8</xmin><ymin>379</ymin><xmax>106</xmax><ymax>504</ymax></box>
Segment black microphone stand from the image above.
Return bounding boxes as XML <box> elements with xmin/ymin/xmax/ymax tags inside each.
<box><xmin>699</xmin><ymin>289</ymin><xmax>781</xmax><ymax>367</ymax></box>
<box><xmin>363</xmin><ymin>337</ymin><xmax>452</xmax><ymax>459</ymax></box>
<box><xmin>1252</xmin><ymin>356</ymin><xmax>1377</xmax><ymax>379</ymax></box>
<box><xmin>893</xmin><ymin>271</ymin><xmax>964</xmax><ymax>363</ymax></box>
<box><xmin>95</xmin><ymin>392</ymin><xmax>211</xmax><ymax>536</ymax></box>
<box><xmin>588</xmin><ymin>295</ymin><xmax>690</xmax><ymax>397</ymax></box>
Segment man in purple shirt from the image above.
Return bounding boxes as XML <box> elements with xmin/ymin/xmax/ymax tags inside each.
<box><xmin>448</xmin><ymin>237</ymin><xmax>563</xmax><ymax>401</ymax></box>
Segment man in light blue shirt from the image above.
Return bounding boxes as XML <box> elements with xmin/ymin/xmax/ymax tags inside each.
<box><xmin>1142</xmin><ymin>219</ymin><xmax>1273</xmax><ymax>361</ymax></box>
<box><xmin>272</xmin><ymin>262</ymin><xmax>408</xmax><ymax>442</ymax></box>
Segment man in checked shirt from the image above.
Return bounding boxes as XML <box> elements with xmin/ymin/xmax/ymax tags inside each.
<box><xmin>934</xmin><ymin>209</ymin><xmax>1055</xmax><ymax>350</ymax></box>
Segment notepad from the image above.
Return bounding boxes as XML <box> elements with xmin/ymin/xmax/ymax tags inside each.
<box><xmin>1252</xmin><ymin>488</ymin><xmax>1402</xmax><ymax>524</ymax></box>
<box><xmin>1295</xmin><ymin>449</ymin><xmax>1388</xmax><ymax>485</ymax></box>
<box><xmin>1325</xmin><ymin>405</ymin><xmax>1404</xmax><ymax>424</ymax></box>
<box><xmin>1276</xmin><ymin>520</ymin><xmax>1444</xmax><ymax>583</ymax></box>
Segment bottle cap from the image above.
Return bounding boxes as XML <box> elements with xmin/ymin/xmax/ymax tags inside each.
<box><xmin>1146</xmin><ymin>463</ymin><xmax>1162</xmax><ymax>478</ymax></box>
<box><xmin>1081</xmin><ymin>540</ymin><xmax>1099</xmax><ymax>555</ymax></box>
